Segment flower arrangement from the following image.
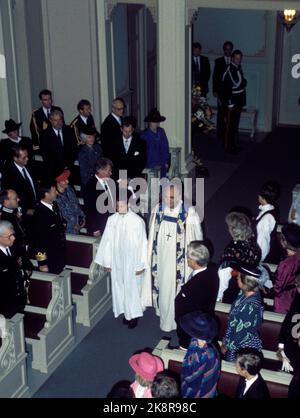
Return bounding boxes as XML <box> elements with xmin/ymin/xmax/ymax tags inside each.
<box><xmin>191</xmin><ymin>85</ymin><xmax>216</xmax><ymax>132</ymax></box>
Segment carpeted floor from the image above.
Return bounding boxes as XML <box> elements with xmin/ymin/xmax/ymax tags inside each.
<box><xmin>33</xmin><ymin>127</ymin><xmax>300</xmax><ymax>398</ymax></box>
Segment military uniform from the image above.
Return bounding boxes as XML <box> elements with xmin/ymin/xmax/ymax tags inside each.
<box><xmin>31</xmin><ymin>201</ymin><xmax>66</xmax><ymax>274</ymax></box>
<box><xmin>0</xmin><ymin>245</ymin><xmax>32</xmax><ymax>318</ymax></box>
<box><xmin>29</xmin><ymin>105</ymin><xmax>64</xmax><ymax>149</ymax></box>
<box><xmin>70</xmin><ymin>114</ymin><xmax>100</xmax><ymax>145</ymax></box>
<box><xmin>222</xmin><ymin>62</ymin><xmax>247</xmax><ymax>152</ymax></box>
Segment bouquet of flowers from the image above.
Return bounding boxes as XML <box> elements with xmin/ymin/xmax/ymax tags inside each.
<box><xmin>191</xmin><ymin>85</ymin><xmax>216</xmax><ymax>132</ymax></box>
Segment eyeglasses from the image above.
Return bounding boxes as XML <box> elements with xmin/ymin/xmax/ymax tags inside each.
<box><xmin>2</xmin><ymin>233</ymin><xmax>15</xmax><ymax>239</ymax></box>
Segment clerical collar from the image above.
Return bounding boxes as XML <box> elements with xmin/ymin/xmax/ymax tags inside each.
<box><xmin>1</xmin><ymin>207</ymin><xmax>14</xmax><ymax>214</ymax></box>
<box><xmin>164</xmin><ymin>200</ymin><xmax>182</xmax><ymax>214</ymax></box>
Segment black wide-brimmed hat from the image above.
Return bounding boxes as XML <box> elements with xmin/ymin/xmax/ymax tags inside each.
<box><xmin>144</xmin><ymin>108</ymin><xmax>166</xmax><ymax>123</ymax></box>
<box><xmin>179</xmin><ymin>311</ymin><xmax>218</xmax><ymax>342</ymax></box>
<box><xmin>79</xmin><ymin>124</ymin><xmax>97</xmax><ymax>136</ymax></box>
<box><xmin>229</xmin><ymin>262</ymin><xmax>261</xmax><ymax>278</ymax></box>
<box><xmin>2</xmin><ymin>119</ymin><xmax>22</xmax><ymax>134</ymax></box>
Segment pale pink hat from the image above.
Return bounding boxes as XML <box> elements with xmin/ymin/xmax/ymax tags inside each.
<box><xmin>129</xmin><ymin>352</ymin><xmax>164</xmax><ymax>381</ymax></box>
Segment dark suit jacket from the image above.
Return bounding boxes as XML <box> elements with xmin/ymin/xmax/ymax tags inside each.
<box><xmin>213</xmin><ymin>56</ymin><xmax>230</xmax><ymax>96</ymax></box>
<box><xmin>100</xmin><ymin>113</ymin><xmax>122</xmax><ymax>160</ymax></box>
<box><xmin>192</xmin><ymin>55</ymin><xmax>211</xmax><ymax>95</ymax></box>
<box><xmin>1</xmin><ymin>162</ymin><xmax>38</xmax><ymax>215</ymax></box>
<box><xmin>30</xmin><ymin>201</ymin><xmax>66</xmax><ymax>274</ymax></box>
<box><xmin>30</xmin><ymin>105</ymin><xmax>64</xmax><ymax>148</ymax></box>
<box><xmin>222</xmin><ymin>63</ymin><xmax>247</xmax><ymax>108</ymax></box>
<box><xmin>113</xmin><ymin>132</ymin><xmax>147</xmax><ymax>179</ymax></box>
<box><xmin>175</xmin><ymin>263</ymin><xmax>219</xmax><ymax>320</ymax></box>
<box><xmin>82</xmin><ymin>176</ymin><xmax>115</xmax><ymax>235</ymax></box>
<box><xmin>39</xmin><ymin>125</ymin><xmax>78</xmax><ymax>180</ymax></box>
<box><xmin>235</xmin><ymin>375</ymin><xmax>270</xmax><ymax>399</ymax></box>
<box><xmin>70</xmin><ymin>114</ymin><xmax>100</xmax><ymax>145</ymax></box>
<box><xmin>0</xmin><ymin>136</ymin><xmax>33</xmax><ymax>165</ymax></box>
<box><xmin>0</xmin><ymin>208</ymin><xmax>27</xmax><ymax>252</ymax></box>
<box><xmin>0</xmin><ymin>246</ymin><xmax>32</xmax><ymax>318</ymax></box>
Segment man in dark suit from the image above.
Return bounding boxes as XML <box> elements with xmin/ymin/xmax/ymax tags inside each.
<box><xmin>192</xmin><ymin>42</ymin><xmax>211</xmax><ymax>97</ymax></box>
<box><xmin>235</xmin><ymin>349</ymin><xmax>270</xmax><ymax>398</ymax></box>
<box><xmin>1</xmin><ymin>145</ymin><xmax>38</xmax><ymax>223</ymax></box>
<box><xmin>39</xmin><ymin>109</ymin><xmax>78</xmax><ymax>181</ymax></box>
<box><xmin>212</xmin><ymin>41</ymin><xmax>234</xmax><ymax>138</ymax></box>
<box><xmin>101</xmin><ymin>97</ymin><xmax>126</xmax><ymax>160</ymax></box>
<box><xmin>0</xmin><ymin>189</ymin><xmax>27</xmax><ymax>252</ymax></box>
<box><xmin>82</xmin><ymin>158</ymin><xmax>115</xmax><ymax>237</ymax></box>
<box><xmin>0</xmin><ymin>220</ymin><xmax>32</xmax><ymax>318</ymax></box>
<box><xmin>1</xmin><ymin>119</ymin><xmax>33</xmax><ymax>165</ymax></box>
<box><xmin>70</xmin><ymin>99</ymin><xmax>100</xmax><ymax>145</ymax></box>
<box><xmin>222</xmin><ymin>50</ymin><xmax>247</xmax><ymax>154</ymax></box>
<box><xmin>175</xmin><ymin>241</ymin><xmax>219</xmax><ymax>350</ymax></box>
<box><xmin>30</xmin><ymin>184</ymin><xmax>66</xmax><ymax>274</ymax></box>
<box><xmin>30</xmin><ymin>89</ymin><xmax>64</xmax><ymax>150</ymax></box>
<box><xmin>114</xmin><ymin>116</ymin><xmax>147</xmax><ymax>180</ymax></box>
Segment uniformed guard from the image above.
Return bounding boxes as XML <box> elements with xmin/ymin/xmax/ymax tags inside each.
<box><xmin>29</xmin><ymin>89</ymin><xmax>64</xmax><ymax>150</ymax></box>
<box><xmin>222</xmin><ymin>50</ymin><xmax>247</xmax><ymax>154</ymax></box>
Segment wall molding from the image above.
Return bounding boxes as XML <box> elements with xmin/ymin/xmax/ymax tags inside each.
<box><xmin>105</xmin><ymin>0</ymin><xmax>157</xmax><ymax>22</ymax></box>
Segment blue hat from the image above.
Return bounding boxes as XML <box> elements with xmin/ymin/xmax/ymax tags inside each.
<box><xmin>179</xmin><ymin>311</ymin><xmax>218</xmax><ymax>342</ymax></box>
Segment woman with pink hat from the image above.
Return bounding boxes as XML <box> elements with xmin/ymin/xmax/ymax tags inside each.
<box><xmin>129</xmin><ymin>352</ymin><xmax>164</xmax><ymax>398</ymax></box>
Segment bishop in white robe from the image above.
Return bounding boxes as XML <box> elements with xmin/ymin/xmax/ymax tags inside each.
<box><xmin>94</xmin><ymin>208</ymin><xmax>148</xmax><ymax>322</ymax></box>
<box><xmin>141</xmin><ymin>186</ymin><xmax>203</xmax><ymax>332</ymax></box>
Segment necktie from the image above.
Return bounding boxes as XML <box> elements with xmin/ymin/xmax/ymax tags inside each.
<box><xmin>6</xmin><ymin>248</ymin><xmax>11</xmax><ymax>256</ymax></box>
<box><xmin>197</xmin><ymin>57</ymin><xmax>200</xmax><ymax>72</ymax></box>
<box><xmin>22</xmin><ymin>168</ymin><xmax>36</xmax><ymax>199</ymax></box>
<box><xmin>57</xmin><ymin>130</ymin><xmax>63</xmax><ymax>145</ymax></box>
<box><xmin>124</xmin><ymin>139</ymin><xmax>129</xmax><ymax>153</ymax></box>
<box><xmin>47</xmin><ymin>108</ymin><xmax>51</xmax><ymax>119</ymax></box>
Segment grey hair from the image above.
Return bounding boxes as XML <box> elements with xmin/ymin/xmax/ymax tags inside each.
<box><xmin>80</xmin><ymin>132</ymin><xmax>88</xmax><ymax>143</ymax></box>
<box><xmin>240</xmin><ymin>274</ymin><xmax>260</xmax><ymax>293</ymax></box>
<box><xmin>225</xmin><ymin>212</ymin><xmax>253</xmax><ymax>241</ymax></box>
<box><xmin>49</xmin><ymin>109</ymin><xmax>63</xmax><ymax>119</ymax></box>
<box><xmin>0</xmin><ymin>220</ymin><xmax>14</xmax><ymax>236</ymax></box>
<box><xmin>187</xmin><ymin>241</ymin><xmax>210</xmax><ymax>266</ymax></box>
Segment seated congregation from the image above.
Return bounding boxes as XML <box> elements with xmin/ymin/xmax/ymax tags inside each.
<box><xmin>0</xmin><ymin>91</ymin><xmax>300</xmax><ymax>399</ymax></box>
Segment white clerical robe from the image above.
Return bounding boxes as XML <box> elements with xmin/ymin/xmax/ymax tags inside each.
<box><xmin>141</xmin><ymin>202</ymin><xmax>203</xmax><ymax>332</ymax></box>
<box><xmin>94</xmin><ymin>210</ymin><xmax>148</xmax><ymax>320</ymax></box>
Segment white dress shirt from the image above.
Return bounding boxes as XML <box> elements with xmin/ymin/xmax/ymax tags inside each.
<box><xmin>256</xmin><ymin>203</ymin><xmax>276</xmax><ymax>262</ymax></box>
<box><xmin>43</xmin><ymin>107</ymin><xmax>51</xmax><ymax>119</ymax></box>
<box><xmin>111</xmin><ymin>113</ymin><xmax>122</xmax><ymax>126</ymax></box>
<box><xmin>14</xmin><ymin>163</ymin><xmax>36</xmax><ymax>198</ymax></box>
<box><xmin>80</xmin><ymin>115</ymin><xmax>88</xmax><ymax>124</ymax></box>
<box><xmin>123</xmin><ymin>136</ymin><xmax>132</xmax><ymax>153</ymax></box>
<box><xmin>40</xmin><ymin>201</ymin><xmax>53</xmax><ymax>211</ymax></box>
<box><xmin>0</xmin><ymin>245</ymin><xmax>11</xmax><ymax>256</ymax></box>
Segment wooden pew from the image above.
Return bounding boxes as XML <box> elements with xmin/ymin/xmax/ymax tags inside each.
<box><xmin>23</xmin><ymin>270</ymin><xmax>75</xmax><ymax>374</ymax></box>
<box><xmin>66</xmin><ymin>234</ymin><xmax>112</xmax><ymax>327</ymax></box>
<box><xmin>0</xmin><ymin>314</ymin><xmax>29</xmax><ymax>398</ymax></box>
<box><xmin>153</xmin><ymin>338</ymin><xmax>292</xmax><ymax>398</ymax></box>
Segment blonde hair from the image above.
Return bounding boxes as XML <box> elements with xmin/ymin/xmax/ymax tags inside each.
<box><xmin>135</xmin><ymin>374</ymin><xmax>152</xmax><ymax>388</ymax></box>
<box><xmin>226</xmin><ymin>212</ymin><xmax>253</xmax><ymax>241</ymax></box>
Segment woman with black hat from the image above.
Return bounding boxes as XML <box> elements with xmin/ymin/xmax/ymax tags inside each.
<box><xmin>0</xmin><ymin>119</ymin><xmax>33</xmax><ymax>165</ymax></box>
<box><xmin>220</xmin><ymin>264</ymin><xmax>264</xmax><ymax>362</ymax></box>
<box><xmin>180</xmin><ymin>311</ymin><xmax>221</xmax><ymax>398</ymax></box>
<box><xmin>141</xmin><ymin>108</ymin><xmax>170</xmax><ymax>178</ymax></box>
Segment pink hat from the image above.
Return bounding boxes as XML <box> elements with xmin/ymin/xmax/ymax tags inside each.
<box><xmin>129</xmin><ymin>352</ymin><xmax>164</xmax><ymax>382</ymax></box>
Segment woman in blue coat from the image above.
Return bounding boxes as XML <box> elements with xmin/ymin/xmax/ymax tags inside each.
<box><xmin>141</xmin><ymin>109</ymin><xmax>170</xmax><ymax>178</ymax></box>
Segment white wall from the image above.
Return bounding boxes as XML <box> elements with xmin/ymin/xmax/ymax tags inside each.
<box><xmin>40</xmin><ymin>0</ymin><xmax>101</xmax><ymax>125</ymax></box>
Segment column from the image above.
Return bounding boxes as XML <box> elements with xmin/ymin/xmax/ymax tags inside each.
<box><xmin>95</xmin><ymin>0</ymin><xmax>110</xmax><ymax>120</ymax></box>
<box><xmin>157</xmin><ymin>0</ymin><xmax>191</xmax><ymax>176</ymax></box>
